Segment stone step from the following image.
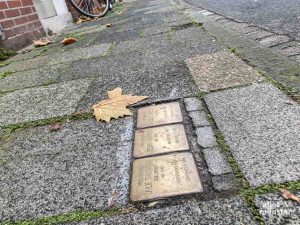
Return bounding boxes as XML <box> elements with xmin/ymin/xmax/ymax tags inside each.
<box><xmin>205</xmin><ymin>83</ymin><xmax>300</xmax><ymax>187</ymax></box>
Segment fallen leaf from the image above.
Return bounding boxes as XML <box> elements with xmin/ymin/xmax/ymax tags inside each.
<box><xmin>106</xmin><ymin>23</ymin><xmax>113</xmax><ymax>27</ymax></box>
<box><xmin>76</xmin><ymin>16</ymin><xmax>93</xmax><ymax>24</ymax></box>
<box><xmin>61</xmin><ymin>37</ymin><xmax>77</xmax><ymax>45</ymax></box>
<box><xmin>92</xmin><ymin>87</ymin><xmax>148</xmax><ymax>122</ymax></box>
<box><xmin>280</xmin><ymin>189</ymin><xmax>300</xmax><ymax>203</ymax></box>
<box><xmin>33</xmin><ymin>38</ymin><xmax>54</xmax><ymax>47</ymax></box>
<box><xmin>48</xmin><ymin>123</ymin><xmax>63</xmax><ymax>132</ymax></box>
<box><xmin>117</xmin><ymin>11</ymin><xmax>122</xmax><ymax>15</ymax></box>
<box><xmin>148</xmin><ymin>201</ymin><xmax>159</xmax><ymax>208</ymax></box>
<box><xmin>108</xmin><ymin>190</ymin><xmax>119</xmax><ymax>207</ymax></box>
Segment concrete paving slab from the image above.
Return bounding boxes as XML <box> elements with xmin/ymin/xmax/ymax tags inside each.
<box><xmin>259</xmin><ymin>35</ymin><xmax>290</xmax><ymax>47</ymax></box>
<box><xmin>58</xmin><ymin>50</ymin><xmax>143</xmax><ymax>82</ymax></box>
<box><xmin>245</xmin><ymin>30</ymin><xmax>273</xmax><ymax>40</ymax></box>
<box><xmin>0</xmin><ymin>118</ymin><xmax>133</xmax><ymax>221</ymax></box>
<box><xmin>69</xmin><ymin>197</ymin><xmax>257</xmax><ymax>225</ymax></box>
<box><xmin>91</xmin><ymin>29</ymin><xmax>141</xmax><ymax>45</ymax></box>
<box><xmin>47</xmin><ymin>43</ymin><xmax>112</xmax><ymax>65</ymax></box>
<box><xmin>76</xmin><ymin>62</ymin><xmax>198</xmax><ymax>111</ymax></box>
<box><xmin>186</xmin><ymin>50</ymin><xmax>263</xmax><ymax>92</ymax></box>
<box><xmin>255</xmin><ymin>191</ymin><xmax>300</xmax><ymax>225</ymax></box>
<box><xmin>0</xmin><ymin>55</ymin><xmax>48</xmax><ymax>73</ymax></box>
<box><xmin>0</xmin><ymin>64</ymin><xmax>65</xmax><ymax>93</ymax></box>
<box><xmin>196</xmin><ymin>126</ymin><xmax>218</xmax><ymax>148</ymax></box>
<box><xmin>188</xmin><ymin>111</ymin><xmax>210</xmax><ymax>127</ymax></box>
<box><xmin>184</xmin><ymin>97</ymin><xmax>204</xmax><ymax>111</ymax></box>
<box><xmin>205</xmin><ymin>83</ymin><xmax>300</xmax><ymax>187</ymax></box>
<box><xmin>0</xmin><ymin>79</ymin><xmax>91</xmax><ymax>126</ymax></box>
<box><xmin>8</xmin><ymin>48</ymin><xmax>45</xmax><ymax>62</ymax></box>
<box><xmin>212</xmin><ymin>174</ymin><xmax>240</xmax><ymax>191</ymax></box>
<box><xmin>203</xmin><ymin>147</ymin><xmax>232</xmax><ymax>175</ymax></box>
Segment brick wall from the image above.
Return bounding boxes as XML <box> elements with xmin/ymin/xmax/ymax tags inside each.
<box><xmin>65</xmin><ymin>0</ymin><xmax>81</xmax><ymax>21</ymax></box>
<box><xmin>0</xmin><ymin>0</ymin><xmax>45</xmax><ymax>50</ymax></box>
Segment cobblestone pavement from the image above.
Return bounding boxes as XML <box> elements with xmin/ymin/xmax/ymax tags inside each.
<box><xmin>0</xmin><ymin>0</ymin><xmax>299</xmax><ymax>224</ymax></box>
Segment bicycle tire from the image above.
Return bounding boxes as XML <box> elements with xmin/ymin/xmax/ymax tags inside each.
<box><xmin>69</xmin><ymin>0</ymin><xmax>110</xmax><ymax>18</ymax></box>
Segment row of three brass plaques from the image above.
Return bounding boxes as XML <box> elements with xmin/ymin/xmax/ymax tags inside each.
<box><xmin>131</xmin><ymin>102</ymin><xmax>203</xmax><ymax>202</ymax></box>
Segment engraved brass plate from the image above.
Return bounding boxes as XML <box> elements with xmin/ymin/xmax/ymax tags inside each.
<box><xmin>130</xmin><ymin>152</ymin><xmax>203</xmax><ymax>202</ymax></box>
<box><xmin>137</xmin><ymin>102</ymin><xmax>183</xmax><ymax>129</ymax></box>
<box><xmin>134</xmin><ymin>124</ymin><xmax>189</xmax><ymax>158</ymax></box>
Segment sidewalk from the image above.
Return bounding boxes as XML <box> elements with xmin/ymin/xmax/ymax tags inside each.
<box><xmin>0</xmin><ymin>0</ymin><xmax>299</xmax><ymax>224</ymax></box>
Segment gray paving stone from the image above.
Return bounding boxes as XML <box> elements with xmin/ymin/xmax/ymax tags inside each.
<box><xmin>0</xmin><ymin>79</ymin><xmax>91</xmax><ymax>126</ymax></box>
<box><xmin>209</xmin><ymin>15</ymin><xmax>225</xmax><ymax>21</ymax></box>
<box><xmin>143</xmin><ymin>24</ymin><xmax>169</xmax><ymax>36</ymax></box>
<box><xmin>255</xmin><ymin>191</ymin><xmax>300</xmax><ymax>225</ymax></box>
<box><xmin>0</xmin><ymin>55</ymin><xmax>48</xmax><ymax>73</ymax></box>
<box><xmin>196</xmin><ymin>126</ymin><xmax>218</xmax><ymax>148</ymax></box>
<box><xmin>186</xmin><ymin>50</ymin><xmax>263</xmax><ymax>92</ymax></box>
<box><xmin>245</xmin><ymin>30</ymin><xmax>273</xmax><ymax>40</ymax></box>
<box><xmin>203</xmin><ymin>147</ymin><xmax>232</xmax><ymax>175</ymax></box>
<box><xmin>184</xmin><ymin>97</ymin><xmax>203</xmax><ymax>111</ymax></box>
<box><xmin>47</xmin><ymin>43</ymin><xmax>112</xmax><ymax>65</ymax></box>
<box><xmin>188</xmin><ymin>111</ymin><xmax>210</xmax><ymax>127</ymax></box>
<box><xmin>205</xmin><ymin>83</ymin><xmax>300</xmax><ymax>187</ymax></box>
<box><xmin>76</xmin><ymin>61</ymin><xmax>199</xmax><ymax>111</ymax></box>
<box><xmin>236</xmin><ymin>26</ymin><xmax>259</xmax><ymax>35</ymax></box>
<box><xmin>291</xmin><ymin>54</ymin><xmax>300</xmax><ymax>63</ymax></box>
<box><xmin>259</xmin><ymin>35</ymin><xmax>290</xmax><ymax>47</ymax></box>
<box><xmin>212</xmin><ymin>174</ymin><xmax>240</xmax><ymax>191</ymax></box>
<box><xmin>70</xmin><ymin>197</ymin><xmax>257</xmax><ymax>225</ymax></box>
<box><xmin>58</xmin><ymin>50</ymin><xmax>143</xmax><ymax>82</ymax></box>
<box><xmin>0</xmin><ymin>118</ymin><xmax>133</xmax><ymax>221</ymax></box>
<box><xmin>278</xmin><ymin>45</ymin><xmax>300</xmax><ymax>57</ymax></box>
<box><xmin>8</xmin><ymin>48</ymin><xmax>45</xmax><ymax>62</ymax></box>
<box><xmin>0</xmin><ymin>64</ymin><xmax>65</xmax><ymax>93</ymax></box>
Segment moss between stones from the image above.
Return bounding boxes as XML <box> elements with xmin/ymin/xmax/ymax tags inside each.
<box><xmin>257</xmin><ymin>70</ymin><xmax>299</xmax><ymax>102</ymax></box>
<box><xmin>0</xmin><ymin>61</ymin><xmax>10</xmax><ymax>68</ymax></box>
<box><xmin>0</xmin><ymin>112</ymin><xmax>93</xmax><ymax>141</ymax></box>
<box><xmin>0</xmin><ymin>71</ymin><xmax>13</xmax><ymax>80</ymax></box>
<box><xmin>0</xmin><ymin>47</ymin><xmax>16</xmax><ymax>61</ymax></box>
<box><xmin>0</xmin><ymin>207</ymin><xmax>124</xmax><ymax>225</ymax></box>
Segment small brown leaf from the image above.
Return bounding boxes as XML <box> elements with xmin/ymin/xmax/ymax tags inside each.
<box><xmin>48</xmin><ymin>123</ymin><xmax>63</xmax><ymax>132</ymax></box>
<box><xmin>61</xmin><ymin>37</ymin><xmax>77</xmax><ymax>45</ymax></box>
<box><xmin>280</xmin><ymin>189</ymin><xmax>300</xmax><ymax>203</ymax></box>
<box><xmin>106</xmin><ymin>23</ymin><xmax>113</xmax><ymax>27</ymax></box>
<box><xmin>76</xmin><ymin>16</ymin><xmax>93</xmax><ymax>24</ymax></box>
<box><xmin>92</xmin><ymin>87</ymin><xmax>148</xmax><ymax>122</ymax></box>
<box><xmin>33</xmin><ymin>38</ymin><xmax>54</xmax><ymax>47</ymax></box>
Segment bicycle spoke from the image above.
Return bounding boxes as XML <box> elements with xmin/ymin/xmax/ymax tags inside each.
<box><xmin>70</xmin><ymin>0</ymin><xmax>109</xmax><ymax>17</ymax></box>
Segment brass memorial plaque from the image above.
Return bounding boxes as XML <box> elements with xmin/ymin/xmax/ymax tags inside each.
<box><xmin>134</xmin><ymin>124</ymin><xmax>189</xmax><ymax>158</ymax></box>
<box><xmin>130</xmin><ymin>152</ymin><xmax>203</xmax><ymax>202</ymax></box>
<box><xmin>137</xmin><ymin>102</ymin><xmax>183</xmax><ymax>129</ymax></box>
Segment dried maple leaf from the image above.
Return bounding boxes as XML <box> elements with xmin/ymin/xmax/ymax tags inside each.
<box><xmin>92</xmin><ymin>87</ymin><xmax>148</xmax><ymax>122</ymax></box>
<box><xmin>61</xmin><ymin>37</ymin><xmax>77</xmax><ymax>45</ymax></box>
<box><xmin>280</xmin><ymin>189</ymin><xmax>300</xmax><ymax>203</ymax></box>
<box><xmin>33</xmin><ymin>38</ymin><xmax>54</xmax><ymax>47</ymax></box>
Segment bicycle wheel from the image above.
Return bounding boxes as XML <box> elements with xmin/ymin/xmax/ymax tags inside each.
<box><xmin>69</xmin><ymin>0</ymin><xmax>110</xmax><ymax>17</ymax></box>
